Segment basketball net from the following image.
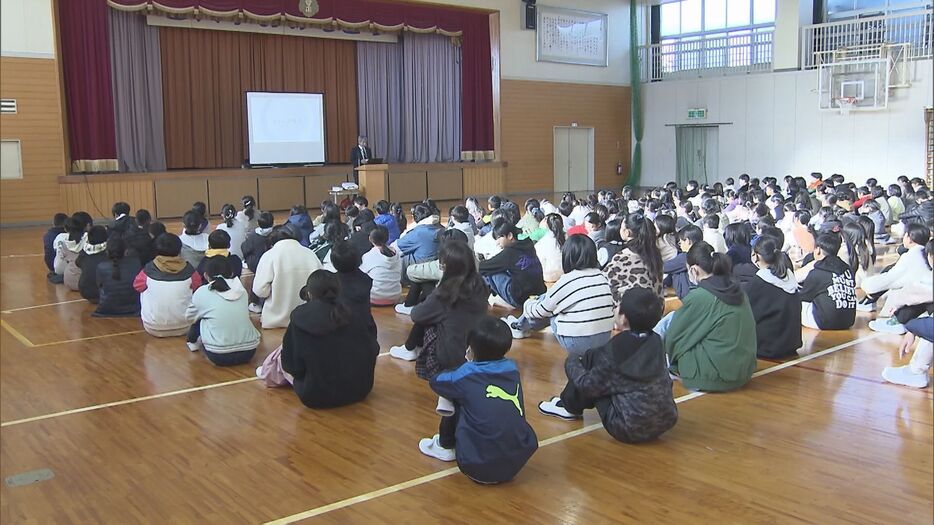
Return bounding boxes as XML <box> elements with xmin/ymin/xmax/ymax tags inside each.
<box><xmin>838</xmin><ymin>97</ymin><xmax>857</xmax><ymax>116</ymax></box>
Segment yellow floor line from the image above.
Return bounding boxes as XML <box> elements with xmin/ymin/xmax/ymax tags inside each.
<box><xmin>262</xmin><ymin>335</ymin><xmax>877</xmax><ymax>524</ymax></box>
<box><xmin>29</xmin><ymin>330</ymin><xmax>147</xmax><ymax>348</ymax></box>
<box><xmin>0</xmin><ymin>319</ymin><xmax>35</xmax><ymax>347</ymax></box>
<box><xmin>1</xmin><ymin>299</ymin><xmax>87</xmax><ymax>314</ymax></box>
<box><xmin>0</xmin><ymin>377</ymin><xmax>259</xmax><ymax>428</ymax></box>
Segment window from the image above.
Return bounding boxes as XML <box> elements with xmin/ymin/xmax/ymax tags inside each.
<box><xmin>826</xmin><ymin>0</ymin><xmax>930</xmax><ymax>20</ymax></box>
<box><xmin>660</xmin><ymin>0</ymin><xmax>776</xmax><ymax>37</ymax></box>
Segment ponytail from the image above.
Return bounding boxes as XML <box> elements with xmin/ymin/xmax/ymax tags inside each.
<box><xmin>107</xmin><ymin>237</ymin><xmax>126</xmax><ymax>281</ymax></box>
<box><xmin>241</xmin><ymin>196</ymin><xmax>256</xmax><ymax>220</ymax></box>
<box><xmin>301</xmin><ymin>270</ymin><xmax>350</xmax><ymax>327</ymax></box>
<box><xmin>369</xmin><ymin>226</ymin><xmax>395</xmax><ymax>258</ymax></box>
<box><xmin>624</xmin><ymin>213</ymin><xmax>663</xmax><ymax>282</ymax></box>
<box><xmin>754</xmin><ymin>237</ymin><xmax>791</xmax><ymax>279</ymax></box>
<box><xmin>203</xmin><ymin>256</ymin><xmax>232</xmax><ymax>292</ymax></box>
<box><xmin>545</xmin><ymin>213</ymin><xmax>566</xmax><ymax>247</ymax></box>
<box><xmin>221</xmin><ymin>204</ymin><xmax>236</xmax><ymax>228</ymax></box>
<box><xmin>687</xmin><ymin>241</ymin><xmax>733</xmax><ymax>276</ymax></box>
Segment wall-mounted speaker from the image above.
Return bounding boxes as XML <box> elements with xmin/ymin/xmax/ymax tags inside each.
<box><xmin>523</xmin><ymin>1</ymin><xmax>536</xmax><ymax>30</ymax></box>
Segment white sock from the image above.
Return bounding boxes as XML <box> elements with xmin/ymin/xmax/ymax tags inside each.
<box><xmin>436</xmin><ymin>396</ymin><xmax>455</xmax><ymax>416</ymax></box>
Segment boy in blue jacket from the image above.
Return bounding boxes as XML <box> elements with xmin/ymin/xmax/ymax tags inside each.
<box><xmin>423</xmin><ymin>315</ymin><xmax>538</xmax><ymax>484</ymax></box>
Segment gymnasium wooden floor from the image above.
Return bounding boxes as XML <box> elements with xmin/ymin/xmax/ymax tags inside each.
<box><xmin>0</xmin><ymin>225</ymin><xmax>931</xmax><ymax>524</ymax></box>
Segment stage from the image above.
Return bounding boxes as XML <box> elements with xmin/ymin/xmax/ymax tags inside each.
<box><xmin>57</xmin><ymin>162</ymin><xmax>507</xmax><ymax>219</ymax></box>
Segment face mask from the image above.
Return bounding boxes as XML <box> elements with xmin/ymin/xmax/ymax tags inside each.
<box><xmin>688</xmin><ymin>267</ymin><xmax>699</xmax><ymax>285</ymax></box>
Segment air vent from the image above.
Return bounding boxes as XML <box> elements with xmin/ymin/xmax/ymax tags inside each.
<box><xmin>1</xmin><ymin>99</ymin><xmax>17</xmax><ymax>114</ymax></box>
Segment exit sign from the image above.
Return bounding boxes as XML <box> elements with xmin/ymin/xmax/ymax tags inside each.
<box><xmin>687</xmin><ymin>108</ymin><xmax>707</xmax><ymax>119</ymax></box>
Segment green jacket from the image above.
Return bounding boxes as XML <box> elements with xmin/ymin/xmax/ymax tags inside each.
<box><xmin>664</xmin><ymin>276</ymin><xmax>757</xmax><ymax>392</ymax></box>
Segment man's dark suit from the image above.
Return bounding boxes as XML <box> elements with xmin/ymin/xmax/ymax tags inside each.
<box><xmin>350</xmin><ymin>144</ymin><xmax>372</xmax><ymax>184</ymax></box>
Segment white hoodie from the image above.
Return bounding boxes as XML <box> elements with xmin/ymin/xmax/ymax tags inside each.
<box><xmin>253</xmin><ymin>239</ymin><xmax>323</xmax><ymax>329</ymax></box>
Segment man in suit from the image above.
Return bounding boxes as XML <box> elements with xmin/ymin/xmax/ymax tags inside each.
<box><xmin>350</xmin><ymin>135</ymin><xmax>372</xmax><ymax>184</ymax></box>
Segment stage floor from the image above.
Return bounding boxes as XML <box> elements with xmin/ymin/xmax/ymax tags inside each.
<box><xmin>0</xmin><ymin>225</ymin><xmax>931</xmax><ymax>524</ymax></box>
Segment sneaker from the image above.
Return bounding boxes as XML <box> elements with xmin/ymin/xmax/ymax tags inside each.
<box><xmin>186</xmin><ymin>340</ymin><xmax>202</xmax><ymax>352</ymax></box>
<box><xmin>389</xmin><ymin>345</ymin><xmax>419</xmax><ymax>361</ymax></box>
<box><xmin>500</xmin><ymin>316</ymin><xmax>530</xmax><ymax>339</ymax></box>
<box><xmin>868</xmin><ymin>317</ymin><xmax>907</xmax><ymax>335</ymax></box>
<box><xmin>856</xmin><ymin>299</ymin><xmax>876</xmax><ymax>312</ymax></box>
<box><xmin>255</xmin><ymin>366</ymin><xmax>264</xmax><ymax>378</ymax></box>
<box><xmin>882</xmin><ymin>365</ymin><xmax>930</xmax><ymax>388</ymax></box>
<box><xmin>394</xmin><ymin>304</ymin><xmax>413</xmax><ymax>316</ymax></box>
<box><xmin>488</xmin><ymin>294</ymin><xmax>515</xmax><ymax>309</ymax></box>
<box><xmin>538</xmin><ymin>396</ymin><xmax>583</xmax><ymax>421</ymax></box>
<box><xmin>418</xmin><ymin>434</ymin><xmax>456</xmax><ymax>462</ymax></box>
<box><xmin>248</xmin><ymin>303</ymin><xmax>263</xmax><ymax>314</ymax></box>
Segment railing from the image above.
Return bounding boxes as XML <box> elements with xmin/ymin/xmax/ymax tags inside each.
<box><xmin>801</xmin><ymin>9</ymin><xmax>933</xmax><ymax>69</ymax></box>
<box><xmin>638</xmin><ymin>30</ymin><xmax>773</xmax><ymax>82</ymax></box>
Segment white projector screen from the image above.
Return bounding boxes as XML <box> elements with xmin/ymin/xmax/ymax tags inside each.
<box><xmin>246</xmin><ymin>92</ymin><xmax>325</xmax><ymax>165</ymax></box>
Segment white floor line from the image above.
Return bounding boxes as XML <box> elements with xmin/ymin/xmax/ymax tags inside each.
<box><xmin>0</xmin><ymin>254</ymin><xmax>43</xmax><ymax>258</ymax></box>
<box><xmin>1</xmin><ymin>299</ymin><xmax>87</xmax><ymax>314</ymax></box>
<box><xmin>262</xmin><ymin>335</ymin><xmax>875</xmax><ymax>525</ymax></box>
<box><xmin>0</xmin><ymin>351</ymin><xmax>396</xmax><ymax>427</ymax></box>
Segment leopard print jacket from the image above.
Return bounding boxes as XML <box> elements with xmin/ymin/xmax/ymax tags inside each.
<box><xmin>602</xmin><ymin>248</ymin><xmax>664</xmax><ymax>304</ymax></box>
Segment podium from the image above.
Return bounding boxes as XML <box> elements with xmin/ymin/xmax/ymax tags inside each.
<box><xmin>355</xmin><ymin>164</ymin><xmax>390</xmax><ymax>203</ymax></box>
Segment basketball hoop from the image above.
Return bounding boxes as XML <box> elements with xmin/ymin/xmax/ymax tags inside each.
<box><xmin>837</xmin><ymin>96</ymin><xmax>857</xmax><ymax>116</ymax></box>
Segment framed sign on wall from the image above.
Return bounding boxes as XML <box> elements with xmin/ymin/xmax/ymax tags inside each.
<box><xmin>536</xmin><ymin>5</ymin><xmax>608</xmax><ymax>67</ymax></box>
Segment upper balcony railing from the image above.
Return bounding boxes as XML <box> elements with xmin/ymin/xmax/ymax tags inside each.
<box><xmin>638</xmin><ymin>29</ymin><xmax>774</xmax><ymax>82</ymax></box>
<box><xmin>801</xmin><ymin>9</ymin><xmax>933</xmax><ymax>69</ymax></box>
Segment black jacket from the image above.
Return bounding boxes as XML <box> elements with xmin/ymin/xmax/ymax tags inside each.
<box><xmin>565</xmin><ymin>331</ymin><xmax>678</xmax><ymax>443</ymax></box>
<box><xmin>240</xmin><ymin>231</ymin><xmax>269</xmax><ymax>272</ymax></box>
<box><xmin>281</xmin><ymin>299</ymin><xmax>380</xmax><ymax>409</ymax></box>
<box><xmin>479</xmin><ymin>239</ymin><xmax>546</xmax><ymax>304</ymax></box>
<box><xmin>107</xmin><ymin>216</ymin><xmax>139</xmax><ymax>242</ymax></box>
<box><xmin>77</xmin><ymin>251</ymin><xmax>110</xmax><ymax>303</ymax></box>
<box><xmin>411</xmin><ymin>285</ymin><xmax>489</xmax><ymax>372</ymax></box>
<box><xmin>799</xmin><ymin>255</ymin><xmax>857</xmax><ymax>330</ymax></box>
<box><xmin>899</xmin><ymin>200</ymin><xmax>934</xmax><ymax>229</ymax></box>
<box><xmin>350</xmin><ymin>144</ymin><xmax>372</xmax><ymax>168</ymax></box>
<box><xmin>93</xmin><ymin>257</ymin><xmax>142</xmax><ymax>317</ymax></box>
<box><xmin>743</xmin><ymin>271</ymin><xmax>803</xmax><ymax>358</ymax></box>
<box><xmin>338</xmin><ymin>269</ymin><xmax>377</xmax><ymax>338</ymax></box>
<box><xmin>125</xmin><ymin>230</ymin><xmax>156</xmax><ymax>266</ymax></box>
<box><xmin>43</xmin><ymin>226</ymin><xmax>65</xmax><ymax>272</ymax></box>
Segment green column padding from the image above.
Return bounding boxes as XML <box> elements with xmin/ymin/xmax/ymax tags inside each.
<box><xmin>628</xmin><ymin>0</ymin><xmax>643</xmax><ymax>187</ymax></box>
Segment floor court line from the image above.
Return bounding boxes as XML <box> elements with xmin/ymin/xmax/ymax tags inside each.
<box><xmin>262</xmin><ymin>334</ymin><xmax>880</xmax><ymax>525</ymax></box>
<box><xmin>1</xmin><ymin>352</ymin><xmax>394</xmax><ymax>427</ymax></box>
<box><xmin>0</xmin><ymin>253</ymin><xmax>43</xmax><ymax>258</ymax></box>
<box><xmin>1</xmin><ymin>298</ymin><xmax>87</xmax><ymax>314</ymax></box>
<box><xmin>1</xmin><ymin>319</ymin><xmax>35</xmax><ymax>347</ymax></box>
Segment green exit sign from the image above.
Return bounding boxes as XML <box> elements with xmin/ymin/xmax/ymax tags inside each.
<box><xmin>687</xmin><ymin>108</ymin><xmax>708</xmax><ymax>119</ymax></box>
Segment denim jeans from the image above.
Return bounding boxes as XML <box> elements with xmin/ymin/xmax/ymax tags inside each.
<box><xmin>483</xmin><ymin>272</ymin><xmax>519</xmax><ymax>308</ymax></box>
<box><xmin>653</xmin><ymin>311</ymin><xmax>677</xmax><ymax>340</ymax></box>
<box><xmin>515</xmin><ymin>315</ymin><xmax>611</xmax><ymax>358</ymax></box>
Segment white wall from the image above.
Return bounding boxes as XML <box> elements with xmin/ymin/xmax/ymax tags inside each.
<box><xmin>0</xmin><ymin>0</ymin><xmax>55</xmax><ymax>58</ymax></box>
<box><xmin>641</xmin><ymin>60</ymin><xmax>933</xmax><ymax>187</ymax></box>
<box><xmin>427</xmin><ymin>0</ymin><xmax>631</xmax><ymax>85</ymax></box>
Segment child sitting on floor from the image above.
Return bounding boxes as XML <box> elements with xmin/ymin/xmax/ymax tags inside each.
<box><xmin>185</xmin><ymin>256</ymin><xmax>260</xmax><ymax>366</ymax></box>
<box><xmin>43</xmin><ymin>213</ymin><xmax>68</xmax><ymax>279</ymax></box>
<box><xmin>479</xmin><ymin>220</ymin><xmax>546</xmax><ymax>309</ymax></box>
<box><xmin>196</xmin><ymin>230</ymin><xmax>243</xmax><ymax>283</ymax></box>
<box><xmin>179</xmin><ymin>210</ymin><xmax>209</xmax><ymax>269</ymax></box>
<box><xmin>538</xmin><ymin>287</ymin><xmax>678</xmax><ymax>444</ymax></box>
<box><xmin>359</xmin><ymin>226</ymin><xmax>402</xmax><ymax>306</ymax></box>
<box><xmin>253</xmin><ymin>225</ymin><xmax>323</xmax><ymax>329</ymax></box>
<box><xmin>798</xmin><ymin>233</ymin><xmax>857</xmax><ymax>331</ymax></box>
<box><xmin>93</xmin><ymin>237</ymin><xmax>142</xmax><ymax>318</ymax></box>
<box><xmin>77</xmin><ymin>226</ymin><xmax>110</xmax><ymax>304</ymax></box>
<box><xmin>133</xmin><ymin>233</ymin><xmax>202</xmax><ymax>337</ymax></box>
<box><xmin>423</xmin><ymin>315</ymin><xmax>538</xmax><ymax>484</ymax></box>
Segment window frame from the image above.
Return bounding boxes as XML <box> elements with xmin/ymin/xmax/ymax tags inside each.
<box><xmin>659</xmin><ymin>0</ymin><xmax>776</xmax><ymax>39</ymax></box>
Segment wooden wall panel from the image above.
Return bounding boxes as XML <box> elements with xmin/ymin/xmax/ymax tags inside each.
<box><xmin>388</xmin><ymin>171</ymin><xmax>427</xmax><ymax>203</ymax></box>
<box><xmin>305</xmin><ymin>174</ymin><xmax>349</xmax><ymax>208</ymax></box>
<box><xmin>207</xmin><ymin>178</ymin><xmax>257</xmax><ymax>215</ymax></box>
<box><xmin>501</xmin><ymin>80</ymin><xmax>631</xmax><ymax>195</ymax></box>
<box><xmin>154</xmin><ymin>179</ymin><xmax>208</xmax><ymax>219</ymax></box>
<box><xmin>426</xmin><ymin>169</ymin><xmax>463</xmax><ymax>201</ymax></box>
<box><xmin>59</xmin><ymin>180</ymin><xmax>155</xmax><ymax>220</ymax></box>
<box><xmin>0</xmin><ymin>57</ymin><xmax>67</xmax><ymax>224</ymax></box>
<box><xmin>258</xmin><ymin>177</ymin><xmax>304</xmax><ymax>212</ymax></box>
<box><xmin>463</xmin><ymin>165</ymin><xmax>506</xmax><ymax>197</ymax></box>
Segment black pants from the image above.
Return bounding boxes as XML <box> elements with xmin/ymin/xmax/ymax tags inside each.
<box><xmin>404</xmin><ymin>281</ymin><xmax>436</xmax><ymax>307</ymax></box>
<box><xmin>895</xmin><ymin>303</ymin><xmax>934</xmax><ymax>325</ymax></box>
<box><xmin>559</xmin><ymin>382</ymin><xmax>594</xmax><ymax>415</ymax></box>
<box><xmin>405</xmin><ymin>323</ymin><xmax>426</xmax><ymax>351</ymax></box>
<box><xmin>188</xmin><ymin>321</ymin><xmax>256</xmax><ymax>366</ymax></box>
<box><xmin>438</xmin><ymin>410</ymin><xmax>459</xmax><ymax>449</ymax></box>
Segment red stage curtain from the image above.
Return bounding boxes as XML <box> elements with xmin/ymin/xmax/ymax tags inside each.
<box><xmin>110</xmin><ymin>0</ymin><xmax>494</xmax><ymax>159</ymax></box>
<box><xmin>159</xmin><ymin>28</ymin><xmax>358</xmax><ymax>169</ymax></box>
<box><xmin>57</xmin><ymin>0</ymin><xmax>118</xmax><ymax>172</ymax></box>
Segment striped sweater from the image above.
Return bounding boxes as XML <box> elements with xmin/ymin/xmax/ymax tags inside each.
<box><xmin>522</xmin><ymin>268</ymin><xmax>616</xmax><ymax>337</ymax></box>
